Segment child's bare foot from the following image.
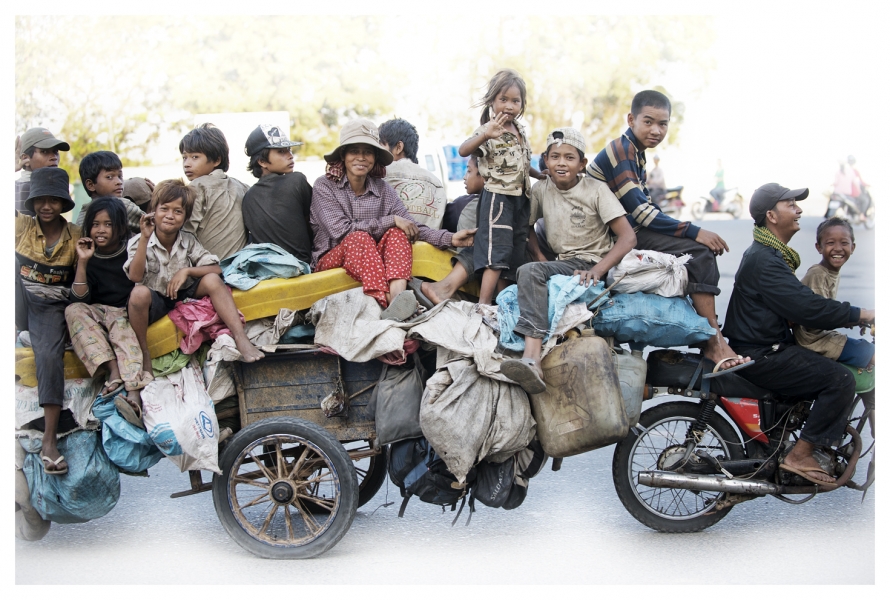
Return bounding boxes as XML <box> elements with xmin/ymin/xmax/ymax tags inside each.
<box><xmin>234</xmin><ymin>335</ymin><xmax>265</xmax><ymax>362</ymax></box>
<box><xmin>422</xmin><ymin>280</ymin><xmax>455</xmax><ymax>305</ymax></box>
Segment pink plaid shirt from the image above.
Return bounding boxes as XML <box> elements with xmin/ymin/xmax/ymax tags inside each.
<box><xmin>309</xmin><ymin>174</ymin><xmax>453</xmax><ymax>268</ymax></box>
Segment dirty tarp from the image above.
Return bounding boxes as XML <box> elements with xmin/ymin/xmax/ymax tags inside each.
<box><xmin>219</xmin><ymin>243</ymin><xmax>310</xmax><ymax>291</ymax></box>
<box><xmin>496</xmin><ymin>275</ymin><xmax>610</xmax><ymax>352</ymax></box>
<box><xmin>419</xmin><ymin>358</ymin><xmax>535</xmax><ymax>483</ymax></box>
<box><xmin>168</xmin><ymin>292</ymin><xmax>245</xmax><ymax>354</ymax></box>
<box><xmin>243</xmin><ymin>308</ymin><xmax>297</xmax><ymax>346</ymax></box>
<box><xmin>308</xmin><ymin>287</ymin><xmax>445</xmax><ymax>363</ymax></box>
<box><xmin>203</xmin><ymin>334</ymin><xmax>241</xmax><ymax>402</ymax></box>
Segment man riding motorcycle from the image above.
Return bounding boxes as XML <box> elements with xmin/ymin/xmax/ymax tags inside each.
<box><xmin>722</xmin><ymin>183</ymin><xmax>875</xmax><ymax>487</ymax></box>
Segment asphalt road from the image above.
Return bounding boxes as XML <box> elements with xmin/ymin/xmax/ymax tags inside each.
<box><xmin>15</xmin><ymin>216</ymin><xmax>876</xmax><ymax>585</ymax></box>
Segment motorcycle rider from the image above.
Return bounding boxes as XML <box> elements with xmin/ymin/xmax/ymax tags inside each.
<box><xmin>648</xmin><ymin>154</ymin><xmax>666</xmax><ymax>207</ymax></box>
<box><xmin>847</xmin><ymin>155</ymin><xmax>869</xmax><ymax>217</ymax></box>
<box><xmin>708</xmin><ymin>158</ymin><xmax>725</xmax><ymax>210</ymax></box>
<box><xmin>722</xmin><ymin>183</ymin><xmax>875</xmax><ymax>488</ymax></box>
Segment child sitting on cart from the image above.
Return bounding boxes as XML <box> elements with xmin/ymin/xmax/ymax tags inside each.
<box><xmin>500</xmin><ymin>128</ymin><xmax>637</xmax><ymax>394</ymax></box>
<box><xmin>125</xmin><ymin>179</ymin><xmax>265</xmax><ymax>370</ymax></box>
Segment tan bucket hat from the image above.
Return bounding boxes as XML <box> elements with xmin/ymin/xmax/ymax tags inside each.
<box><xmin>323</xmin><ymin>118</ymin><xmax>394</xmax><ymax>166</ymax></box>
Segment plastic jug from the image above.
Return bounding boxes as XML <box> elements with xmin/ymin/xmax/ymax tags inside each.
<box><xmin>529</xmin><ymin>331</ymin><xmax>629</xmax><ymax>457</ymax></box>
<box><xmin>613</xmin><ymin>348</ymin><xmax>647</xmax><ymax>426</ymax></box>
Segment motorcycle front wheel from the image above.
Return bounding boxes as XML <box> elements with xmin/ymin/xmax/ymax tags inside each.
<box><xmin>612</xmin><ymin>401</ymin><xmax>745</xmax><ymax>533</ymax></box>
<box><xmin>690</xmin><ymin>202</ymin><xmax>705</xmax><ymax>220</ymax></box>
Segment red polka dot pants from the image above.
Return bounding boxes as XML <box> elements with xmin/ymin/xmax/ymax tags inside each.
<box><xmin>316</xmin><ymin>228</ymin><xmax>413</xmax><ymax>307</ymax></box>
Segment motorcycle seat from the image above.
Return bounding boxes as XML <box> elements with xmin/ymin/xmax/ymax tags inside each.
<box><xmin>646</xmin><ymin>349</ymin><xmax>772</xmax><ymax>399</ymax></box>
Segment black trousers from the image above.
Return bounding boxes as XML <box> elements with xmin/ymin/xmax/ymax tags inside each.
<box><xmin>735</xmin><ymin>344</ymin><xmax>857</xmax><ymax>447</ymax></box>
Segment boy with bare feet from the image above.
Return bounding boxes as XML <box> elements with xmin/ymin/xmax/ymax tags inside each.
<box><xmin>589</xmin><ymin>90</ymin><xmax>748</xmax><ymax>371</ymax></box>
<box><xmin>125</xmin><ymin>179</ymin><xmax>265</xmax><ymax>367</ymax></box>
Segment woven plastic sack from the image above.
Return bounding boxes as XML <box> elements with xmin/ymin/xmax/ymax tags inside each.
<box><xmin>592</xmin><ymin>292</ymin><xmax>716</xmax><ymax>347</ymax></box>
<box><xmin>606</xmin><ymin>250</ymin><xmax>689</xmax><ymax>297</ymax></box>
<box><xmin>20</xmin><ymin>430</ymin><xmax>120</xmax><ymax>524</ymax></box>
<box><xmin>92</xmin><ymin>390</ymin><xmax>164</xmax><ymax>474</ymax></box>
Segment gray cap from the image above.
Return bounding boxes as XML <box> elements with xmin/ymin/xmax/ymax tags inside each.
<box><xmin>20</xmin><ymin>127</ymin><xmax>70</xmax><ymax>152</ymax></box>
<box><xmin>750</xmin><ymin>183</ymin><xmax>808</xmax><ymax>226</ymax></box>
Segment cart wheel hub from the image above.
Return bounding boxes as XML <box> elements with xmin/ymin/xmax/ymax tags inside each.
<box><xmin>271</xmin><ymin>481</ymin><xmax>295</xmax><ymax>504</ymax></box>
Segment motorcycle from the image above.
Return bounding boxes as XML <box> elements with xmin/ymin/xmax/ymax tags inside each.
<box><xmin>690</xmin><ymin>187</ymin><xmax>744</xmax><ymax>220</ymax></box>
<box><xmin>825</xmin><ymin>187</ymin><xmax>875</xmax><ymax>229</ymax></box>
<box><xmin>611</xmin><ymin>331</ymin><xmax>875</xmax><ymax>533</ymax></box>
<box><xmin>651</xmin><ymin>186</ymin><xmax>685</xmax><ymax>218</ymax></box>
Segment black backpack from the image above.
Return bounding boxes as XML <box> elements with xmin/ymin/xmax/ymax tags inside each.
<box><xmin>472</xmin><ymin>438</ymin><xmax>548</xmax><ymax>511</ymax></box>
<box><xmin>388</xmin><ymin>437</ymin><xmax>476</xmax><ymax>523</ymax></box>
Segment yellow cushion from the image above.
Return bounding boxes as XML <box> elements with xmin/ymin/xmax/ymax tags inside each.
<box><xmin>14</xmin><ymin>242</ymin><xmax>478</xmax><ymax>386</ymax></box>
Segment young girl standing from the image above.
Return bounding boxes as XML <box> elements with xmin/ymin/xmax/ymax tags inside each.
<box><xmin>459</xmin><ymin>68</ymin><xmax>542</xmax><ymax>305</ymax></box>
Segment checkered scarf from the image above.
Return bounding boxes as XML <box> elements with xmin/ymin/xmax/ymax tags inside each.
<box><xmin>754</xmin><ymin>226</ymin><xmax>800</xmax><ymax>273</ymax></box>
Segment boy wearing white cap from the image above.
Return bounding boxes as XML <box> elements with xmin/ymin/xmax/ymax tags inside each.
<box><xmin>500</xmin><ymin>128</ymin><xmax>636</xmax><ymax>394</ymax></box>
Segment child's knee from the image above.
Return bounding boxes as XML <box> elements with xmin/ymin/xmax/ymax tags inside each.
<box><xmin>343</xmin><ymin>231</ymin><xmax>374</xmax><ymax>246</ymax></box>
<box><xmin>200</xmin><ymin>272</ymin><xmax>223</xmax><ymax>288</ymax></box>
<box><xmin>128</xmin><ymin>285</ymin><xmax>151</xmax><ymax>309</ymax></box>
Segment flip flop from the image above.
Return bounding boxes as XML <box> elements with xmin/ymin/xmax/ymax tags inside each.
<box><xmin>500</xmin><ymin>358</ymin><xmax>547</xmax><ymax>395</ymax></box>
<box><xmin>407</xmin><ymin>278</ymin><xmax>435</xmax><ymax>310</ymax></box>
<box><xmin>704</xmin><ymin>356</ymin><xmax>755</xmax><ymax>378</ymax></box>
<box><xmin>40</xmin><ymin>454</ymin><xmax>68</xmax><ymax>476</ymax></box>
<box><xmin>779</xmin><ymin>463</ymin><xmax>839</xmax><ymax>490</ymax></box>
<box><xmin>115</xmin><ymin>393</ymin><xmax>145</xmax><ymax>430</ymax></box>
<box><xmin>380</xmin><ymin>290</ymin><xmax>419</xmax><ymax>322</ymax></box>
<box><xmin>102</xmin><ymin>378</ymin><xmax>125</xmax><ymax>396</ymax></box>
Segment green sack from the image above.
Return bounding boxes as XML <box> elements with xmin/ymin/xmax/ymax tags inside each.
<box><xmin>152</xmin><ymin>344</ymin><xmax>209</xmax><ymax>377</ymax></box>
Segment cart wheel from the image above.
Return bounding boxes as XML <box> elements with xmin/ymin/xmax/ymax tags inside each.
<box><xmin>344</xmin><ymin>440</ymin><xmax>388</xmax><ymax>507</ymax></box>
<box><xmin>212</xmin><ymin>417</ymin><xmax>358</xmax><ymax>559</ymax></box>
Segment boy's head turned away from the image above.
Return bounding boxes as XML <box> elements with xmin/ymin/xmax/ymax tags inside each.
<box><xmin>180</xmin><ymin>123</ymin><xmax>230</xmax><ymax>180</ymax></box>
<box><xmin>151</xmin><ymin>178</ymin><xmax>197</xmax><ymax>223</ymax></box>
<box><xmin>79</xmin><ymin>151</ymin><xmax>124</xmax><ymax>198</ymax></box>
<box><xmin>628</xmin><ymin>90</ymin><xmax>672</xmax><ymax>150</ymax></box>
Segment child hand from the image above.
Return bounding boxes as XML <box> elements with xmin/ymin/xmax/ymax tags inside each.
<box><xmin>166</xmin><ymin>269</ymin><xmax>190</xmax><ymax>300</ymax></box>
<box><xmin>140</xmin><ymin>212</ymin><xmax>155</xmax><ymax>238</ymax></box>
<box><xmin>452</xmin><ymin>228</ymin><xmax>477</xmax><ymax>247</ymax></box>
<box><xmin>75</xmin><ymin>237</ymin><xmax>95</xmax><ymax>261</ymax></box>
<box><xmin>574</xmin><ymin>267</ymin><xmax>603</xmax><ymax>288</ymax></box>
<box><xmin>484</xmin><ymin>112</ymin><xmax>509</xmax><ymax>140</ymax></box>
<box><xmin>394</xmin><ymin>215</ymin><xmax>420</xmax><ymax>242</ymax></box>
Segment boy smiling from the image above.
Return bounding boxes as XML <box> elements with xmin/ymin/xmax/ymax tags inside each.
<box><xmin>500</xmin><ymin>128</ymin><xmax>636</xmax><ymax>394</ymax></box>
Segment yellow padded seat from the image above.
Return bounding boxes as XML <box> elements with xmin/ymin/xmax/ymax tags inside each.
<box><xmin>14</xmin><ymin>242</ymin><xmax>477</xmax><ymax>386</ymax></box>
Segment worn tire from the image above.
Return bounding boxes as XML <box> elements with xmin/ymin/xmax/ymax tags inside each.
<box><xmin>612</xmin><ymin>401</ymin><xmax>744</xmax><ymax>533</ymax></box>
<box><xmin>212</xmin><ymin>417</ymin><xmax>358</xmax><ymax>559</ymax></box>
<box><xmin>356</xmin><ymin>446</ymin><xmax>388</xmax><ymax>507</ymax></box>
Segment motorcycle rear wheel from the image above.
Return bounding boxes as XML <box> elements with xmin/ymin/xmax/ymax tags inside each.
<box><xmin>612</xmin><ymin>401</ymin><xmax>745</xmax><ymax>533</ymax></box>
<box><xmin>690</xmin><ymin>202</ymin><xmax>705</xmax><ymax>220</ymax></box>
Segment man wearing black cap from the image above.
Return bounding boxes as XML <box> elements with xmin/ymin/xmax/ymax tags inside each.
<box><xmin>15</xmin><ymin>127</ymin><xmax>70</xmax><ymax>215</ymax></box>
<box><xmin>723</xmin><ymin>183</ymin><xmax>875</xmax><ymax>487</ymax></box>
<box><xmin>241</xmin><ymin>124</ymin><xmax>313</xmax><ymax>264</ymax></box>
<box><xmin>15</xmin><ymin>167</ymin><xmax>82</xmax><ymax>475</ymax></box>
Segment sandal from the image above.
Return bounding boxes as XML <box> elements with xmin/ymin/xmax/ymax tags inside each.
<box><xmin>407</xmin><ymin>278</ymin><xmax>435</xmax><ymax>310</ymax></box>
<box><xmin>40</xmin><ymin>454</ymin><xmax>68</xmax><ymax>476</ymax></box>
<box><xmin>710</xmin><ymin>356</ymin><xmax>755</xmax><ymax>375</ymax></box>
<box><xmin>102</xmin><ymin>378</ymin><xmax>125</xmax><ymax>397</ymax></box>
<box><xmin>500</xmin><ymin>358</ymin><xmax>547</xmax><ymax>395</ymax></box>
<box><xmin>380</xmin><ymin>290</ymin><xmax>420</xmax><ymax>322</ymax></box>
<box><xmin>115</xmin><ymin>393</ymin><xmax>145</xmax><ymax>430</ymax></box>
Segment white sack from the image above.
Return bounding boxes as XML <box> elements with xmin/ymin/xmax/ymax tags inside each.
<box><xmin>606</xmin><ymin>249</ymin><xmax>690</xmax><ymax>298</ymax></box>
<box><xmin>15</xmin><ymin>378</ymin><xmax>101</xmax><ymax>431</ymax></box>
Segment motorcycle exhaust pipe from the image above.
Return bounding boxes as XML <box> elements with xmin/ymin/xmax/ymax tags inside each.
<box><xmin>638</xmin><ymin>471</ymin><xmax>779</xmax><ymax>495</ymax></box>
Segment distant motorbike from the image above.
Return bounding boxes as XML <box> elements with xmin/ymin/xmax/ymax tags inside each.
<box><xmin>651</xmin><ymin>186</ymin><xmax>685</xmax><ymax>217</ymax></box>
<box><xmin>690</xmin><ymin>187</ymin><xmax>744</xmax><ymax>220</ymax></box>
<box><xmin>825</xmin><ymin>186</ymin><xmax>874</xmax><ymax>229</ymax></box>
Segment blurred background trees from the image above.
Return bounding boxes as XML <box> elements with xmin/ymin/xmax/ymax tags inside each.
<box><xmin>15</xmin><ymin>15</ymin><xmax>715</xmax><ymax>183</ymax></box>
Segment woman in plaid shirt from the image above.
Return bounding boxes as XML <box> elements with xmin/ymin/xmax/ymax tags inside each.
<box><xmin>310</xmin><ymin>118</ymin><xmax>475</xmax><ymax>319</ymax></box>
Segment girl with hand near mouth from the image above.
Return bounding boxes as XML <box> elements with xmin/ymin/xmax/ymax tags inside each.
<box><xmin>66</xmin><ymin>197</ymin><xmax>151</xmax><ymax>428</ymax></box>
<box><xmin>458</xmin><ymin>68</ymin><xmax>544</xmax><ymax>306</ymax></box>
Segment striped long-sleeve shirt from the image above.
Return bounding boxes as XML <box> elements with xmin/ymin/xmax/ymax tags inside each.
<box><xmin>587</xmin><ymin>128</ymin><xmax>700</xmax><ymax>240</ymax></box>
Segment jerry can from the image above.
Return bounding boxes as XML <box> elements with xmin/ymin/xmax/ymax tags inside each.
<box><xmin>613</xmin><ymin>348</ymin><xmax>647</xmax><ymax>426</ymax></box>
<box><xmin>530</xmin><ymin>330</ymin><xmax>629</xmax><ymax>457</ymax></box>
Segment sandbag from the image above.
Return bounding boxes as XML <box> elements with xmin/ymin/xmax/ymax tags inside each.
<box><xmin>606</xmin><ymin>249</ymin><xmax>689</xmax><ymax>297</ymax></box>
<box><xmin>419</xmin><ymin>359</ymin><xmax>535</xmax><ymax>483</ymax></box>
<box><xmin>141</xmin><ymin>361</ymin><xmax>221</xmax><ymax>474</ymax></box>
<box><xmin>15</xmin><ymin>377</ymin><xmax>100</xmax><ymax>431</ymax></box>
<box><xmin>592</xmin><ymin>292</ymin><xmax>716</xmax><ymax>348</ymax></box>
<box><xmin>20</xmin><ymin>430</ymin><xmax>120</xmax><ymax>524</ymax></box>
<box><xmin>92</xmin><ymin>390</ymin><xmax>164</xmax><ymax>474</ymax></box>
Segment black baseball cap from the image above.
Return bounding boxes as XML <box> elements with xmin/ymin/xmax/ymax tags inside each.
<box><xmin>750</xmin><ymin>183</ymin><xmax>808</xmax><ymax>226</ymax></box>
<box><xmin>244</xmin><ymin>124</ymin><xmax>303</xmax><ymax>156</ymax></box>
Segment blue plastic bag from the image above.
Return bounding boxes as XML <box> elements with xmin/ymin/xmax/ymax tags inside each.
<box><xmin>219</xmin><ymin>243</ymin><xmax>310</xmax><ymax>290</ymax></box>
<box><xmin>92</xmin><ymin>391</ymin><xmax>164</xmax><ymax>474</ymax></box>
<box><xmin>21</xmin><ymin>430</ymin><xmax>120</xmax><ymax>524</ymax></box>
<box><xmin>592</xmin><ymin>292</ymin><xmax>716</xmax><ymax>347</ymax></box>
<box><xmin>496</xmin><ymin>274</ymin><xmax>610</xmax><ymax>351</ymax></box>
